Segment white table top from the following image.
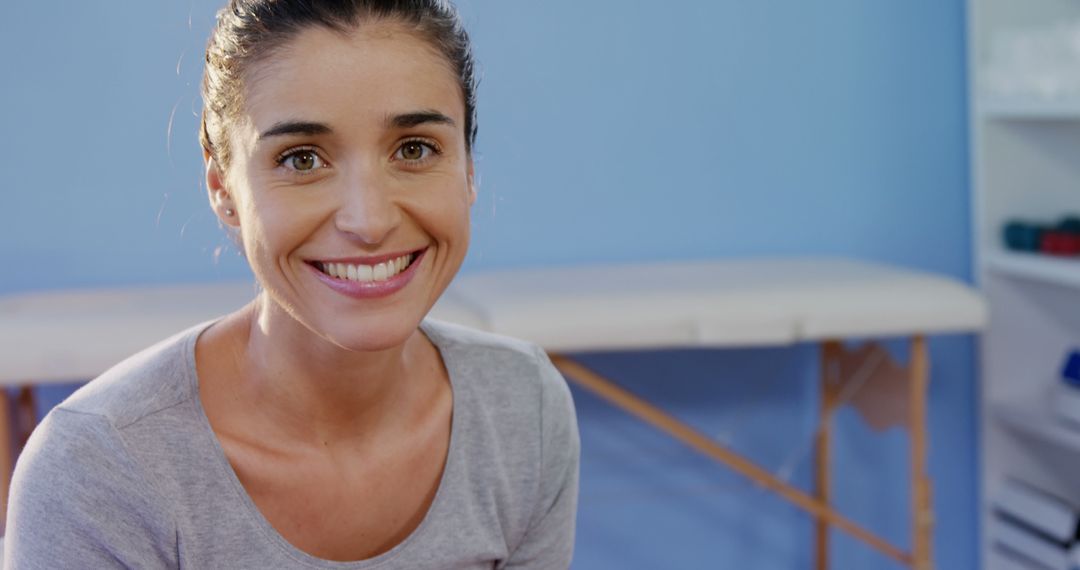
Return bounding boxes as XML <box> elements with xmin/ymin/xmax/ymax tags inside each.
<box><xmin>0</xmin><ymin>258</ymin><xmax>986</xmax><ymax>384</ymax></box>
<box><xmin>451</xmin><ymin>258</ymin><xmax>987</xmax><ymax>351</ymax></box>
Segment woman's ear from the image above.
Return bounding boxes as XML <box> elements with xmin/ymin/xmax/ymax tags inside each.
<box><xmin>467</xmin><ymin>159</ymin><xmax>477</xmax><ymax>206</ymax></box>
<box><xmin>205</xmin><ymin>156</ymin><xmax>240</xmax><ymax>227</ymax></box>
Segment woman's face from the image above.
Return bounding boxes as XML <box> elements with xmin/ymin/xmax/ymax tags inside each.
<box><xmin>207</xmin><ymin>21</ymin><xmax>474</xmax><ymax>352</ymax></box>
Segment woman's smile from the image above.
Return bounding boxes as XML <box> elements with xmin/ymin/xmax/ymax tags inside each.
<box><xmin>306</xmin><ymin>247</ymin><xmax>428</xmax><ymax>299</ymax></box>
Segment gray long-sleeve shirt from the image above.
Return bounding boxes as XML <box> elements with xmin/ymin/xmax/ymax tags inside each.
<box><xmin>3</xmin><ymin>319</ymin><xmax>579</xmax><ymax>569</ymax></box>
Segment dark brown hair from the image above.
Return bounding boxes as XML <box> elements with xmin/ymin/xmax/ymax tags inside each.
<box><xmin>200</xmin><ymin>0</ymin><xmax>478</xmax><ymax>169</ymax></box>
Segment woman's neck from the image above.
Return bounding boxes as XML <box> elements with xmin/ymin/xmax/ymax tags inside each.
<box><xmin>220</xmin><ymin>294</ymin><xmax>438</xmax><ymax>448</ymax></box>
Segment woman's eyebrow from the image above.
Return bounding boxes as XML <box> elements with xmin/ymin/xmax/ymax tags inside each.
<box><xmin>258</xmin><ymin>121</ymin><xmax>332</xmax><ymax>141</ymax></box>
<box><xmin>388</xmin><ymin>110</ymin><xmax>456</xmax><ymax>129</ymax></box>
<box><xmin>257</xmin><ymin>113</ymin><xmax>454</xmax><ymax>141</ymax></box>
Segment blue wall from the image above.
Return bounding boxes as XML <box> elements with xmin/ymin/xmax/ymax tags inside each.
<box><xmin>0</xmin><ymin>1</ymin><xmax>973</xmax><ymax>568</ymax></box>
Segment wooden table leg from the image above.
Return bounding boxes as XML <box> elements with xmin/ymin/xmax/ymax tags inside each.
<box><xmin>816</xmin><ymin>342</ymin><xmax>841</xmax><ymax>570</ymax></box>
<box><xmin>552</xmin><ymin>354</ymin><xmax>913</xmax><ymax>566</ymax></box>
<box><xmin>15</xmin><ymin>386</ymin><xmax>37</xmax><ymax>452</ymax></box>
<box><xmin>910</xmin><ymin>336</ymin><xmax>933</xmax><ymax>570</ymax></box>
<box><xmin>0</xmin><ymin>385</ymin><xmax>39</xmax><ymax>535</ymax></box>
<box><xmin>0</xmin><ymin>388</ymin><xmax>12</xmax><ymax>536</ymax></box>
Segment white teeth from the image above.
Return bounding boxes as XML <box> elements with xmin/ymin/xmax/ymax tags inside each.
<box><xmin>320</xmin><ymin>253</ymin><xmax>414</xmax><ymax>284</ymax></box>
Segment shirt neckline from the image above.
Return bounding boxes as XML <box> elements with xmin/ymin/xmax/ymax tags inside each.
<box><xmin>180</xmin><ymin>319</ymin><xmax>461</xmax><ymax>569</ymax></box>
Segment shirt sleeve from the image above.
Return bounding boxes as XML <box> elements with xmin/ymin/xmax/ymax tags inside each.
<box><xmin>503</xmin><ymin>348</ymin><xmax>581</xmax><ymax>570</ymax></box>
<box><xmin>4</xmin><ymin>408</ymin><xmax>178</xmax><ymax>569</ymax></box>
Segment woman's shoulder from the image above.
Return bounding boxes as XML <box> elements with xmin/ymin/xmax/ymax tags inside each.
<box><xmin>7</xmin><ymin>393</ymin><xmax>179</xmax><ymax>566</ymax></box>
<box><xmin>420</xmin><ymin>320</ymin><xmax>579</xmax><ymax>564</ymax></box>
<box><xmin>57</xmin><ymin>321</ymin><xmax>208</xmax><ymax>428</ymax></box>
<box><xmin>3</xmin><ymin>323</ymin><xmax>209</xmax><ymax>564</ymax></box>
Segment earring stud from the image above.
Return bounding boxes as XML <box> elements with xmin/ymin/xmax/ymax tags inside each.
<box><xmin>225</xmin><ymin>208</ymin><xmax>235</xmax><ymax>217</ymax></box>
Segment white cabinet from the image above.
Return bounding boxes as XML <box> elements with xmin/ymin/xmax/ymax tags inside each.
<box><xmin>970</xmin><ymin>0</ymin><xmax>1080</xmax><ymax>568</ymax></box>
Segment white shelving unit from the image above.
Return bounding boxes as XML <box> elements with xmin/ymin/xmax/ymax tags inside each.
<box><xmin>971</xmin><ymin>1</ymin><xmax>1080</xmax><ymax>568</ymax></box>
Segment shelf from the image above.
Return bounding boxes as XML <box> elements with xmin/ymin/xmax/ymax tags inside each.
<box><xmin>995</xmin><ymin>401</ymin><xmax>1080</xmax><ymax>456</ymax></box>
<box><xmin>972</xmin><ymin>4</ymin><xmax>1080</xmax><ymax>567</ymax></box>
<box><xmin>977</xmin><ymin>96</ymin><xmax>1080</xmax><ymax>121</ymax></box>
<box><xmin>984</xmin><ymin>251</ymin><xmax>1080</xmax><ymax>290</ymax></box>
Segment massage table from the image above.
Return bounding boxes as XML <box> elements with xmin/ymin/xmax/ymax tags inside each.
<box><xmin>0</xmin><ymin>257</ymin><xmax>986</xmax><ymax>570</ymax></box>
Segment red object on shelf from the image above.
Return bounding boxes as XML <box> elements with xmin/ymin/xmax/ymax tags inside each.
<box><xmin>1040</xmin><ymin>231</ymin><xmax>1080</xmax><ymax>256</ymax></box>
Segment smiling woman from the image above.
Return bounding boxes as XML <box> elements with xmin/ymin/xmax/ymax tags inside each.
<box><xmin>2</xmin><ymin>2</ymin><xmax>579</xmax><ymax>569</ymax></box>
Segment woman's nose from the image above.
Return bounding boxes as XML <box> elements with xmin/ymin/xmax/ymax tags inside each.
<box><xmin>333</xmin><ymin>171</ymin><xmax>402</xmax><ymax>245</ymax></box>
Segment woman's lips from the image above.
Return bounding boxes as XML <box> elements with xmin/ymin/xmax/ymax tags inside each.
<box><xmin>308</xmin><ymin>248</ymin><xmax>427</xmax><ymax>299</ymax></box>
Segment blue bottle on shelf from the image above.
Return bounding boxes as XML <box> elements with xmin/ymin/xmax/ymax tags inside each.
<box><xmin>1063</xmin><ymin>350</ymin><xmax>1080</xmax><ymax>390</ymax></box>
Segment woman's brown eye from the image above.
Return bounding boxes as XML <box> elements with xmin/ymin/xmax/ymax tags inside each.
<box><xmin>289</xmin><ymin>151</ymin><xmax>317</xmax><ymax>171</ymax></box>
<box><xmin>401</xmin><ymin>142</ymin><xmax>425</xmax><ymax>161</ymax></box>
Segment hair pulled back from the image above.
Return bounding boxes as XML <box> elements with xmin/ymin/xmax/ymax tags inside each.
<box><xmin>200</xmin><ymin>0</ymin><xmax>478</xmax><ymax>170</ymax></box>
